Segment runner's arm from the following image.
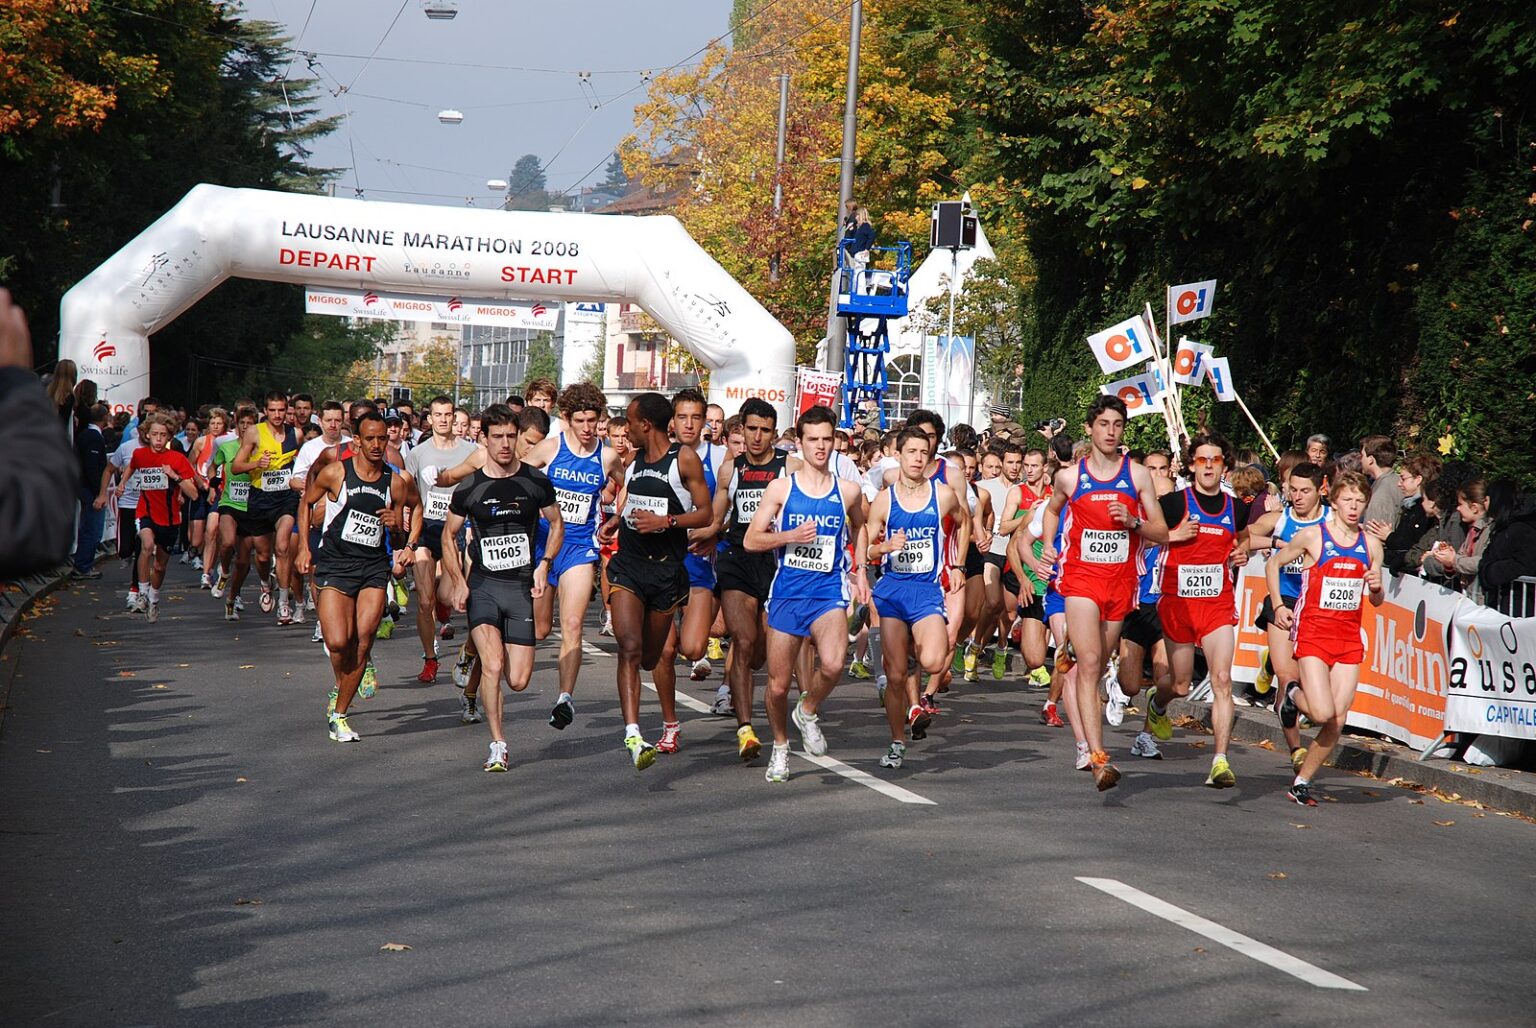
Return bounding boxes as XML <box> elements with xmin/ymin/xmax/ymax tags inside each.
<box><xmin>434</xmin><ymin>446</ymin><xmax>487</xmax><ymax>488</ymax></box>
<box><xmin>1364</xmin><ymin>535</ymin><xmax>1386</xmax><ymax>602</ymax></box>
<box><xmin>743</xmin><ymin>478</ymin><xmax>802</xmax><ymax>552</ymax></box>
<box><xmin>999</xmin><ymin>484</ymin><xmax>1028</xmax><ymax>535</ymax></box>
<box><xmin>1264</xmin><ymin>527</ymin><xmax>1316</xmax><ymax>624</ymax></box>
<box><xmin>440</xmin><ymin>512</ymin><xmax>469</xmax><ymax>591</ymax></box>
<box><xmin>672</xmin><ymin>445</ymin><xmax>715</xmax><ymax>530</ymax></box>
<box><xmin>230</xmin><ymin>426</ymin><xmax>266</xmax><ymax>475</ymax></box>
<box><xmin>1127</xmin><ymin>463</ymin><xmax>1172</xmax><ymax>545</ymax></box>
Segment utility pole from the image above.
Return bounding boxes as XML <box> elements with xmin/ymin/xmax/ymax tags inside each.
<box><xmin>771</xmin><ymin>72</ymin><xmax>789</xmax><ymax>283</ymax></box>
<box><xmin>825</xmin><ymin>0</ymin><xmax>862</xmax><ymax>374</ymax></box>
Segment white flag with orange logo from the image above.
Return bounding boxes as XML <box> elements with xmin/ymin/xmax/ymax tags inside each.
<box><xmin>1172</xmin><ymin>337</ymin><xmax>1214</xmax><ymax>386</ymax></box>
<box><xmin>1085</xmin><ymin>314</ymin><xmax>1154</xmax><ymax>375</ymax></box>
<box><xmin>1101</xmin><ymin>371</ymin><xmax>1167</xmax><ymax>418</ymax></box>
<box><xmin>1205</xmin><ymin>355</ymin><xmax>1237</xmax><ymax>401</ymax></box>
<box><xmin>1168</xmin><ymin>280</ymin><xmax>1217</xmax><ymax>324</ymax></box>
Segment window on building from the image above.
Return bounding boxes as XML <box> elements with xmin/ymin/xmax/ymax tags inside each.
<box><xmin>886</xmin><ymin>354</ymin><xmax>922</xmax><ymax>422</ymax></box>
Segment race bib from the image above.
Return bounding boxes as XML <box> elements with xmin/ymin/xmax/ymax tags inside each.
<box><xmin>623</xmin><ymin>493</ymin><xmax>669</xmax><ymax>527</ymax></box>
<box><xmin>424</xmin><ymin>488</ymin><xmax>453</xmax><ymax>522</ymax></box>
<box><xmin>784</xmin><ymin>534</ymin><xmax>837</xmax><ymax>573</ymax></box>
<box><xmin>1282</xmin><ymin>556</ymin><xmax>1306</xmax><ymax>577</ymax></box>
<box><xmin>340</xmin><ymin>509</ymin><xmax>383</xmax><ymax>548</ymax></box>
<box><xmin>1081</xmin><ymin>529</ymin><xmax>1129</xmax><ymax>564</ymax></box>
<box><xmin>556</xmin><ymin>487</ymin><xmax>593</xmax><ymax>524</ymax></box>
<box><xmin>136</xmin><ymin>467</ymin><xmax>168</xmax><ymax>491</ymax></box>
<box><xmin>1320</xmin><ymin>576</ymin><xmax>1363</xmax><ymax>612</ymax></box>
<box><xmin>260</xmin><ymin>469</ymin><xmax>290</xmax><ymax>493</ymax></box>
<box><xmin>482</xmin><ymin>533</ymin><xmax>531</xmax><ymax>572</ymax></box>
<box><xmin>735</xmin><ymin>490</ymin><xmax>761</xmax><ymax>523</ymax></box>
<box><xmin>1176</xmin><ymin>563</ymin><xmax>1224</xmax><ymax>599</ymax></box>
<box><xmin>891</xmin><ymin>536</ymin><xmax>934</xmax><ymax>575</ymax></box>
<box><xmin>226</xmin><ymin>481</ymin><xmax>251</xmax><ymax>505</ymax></box>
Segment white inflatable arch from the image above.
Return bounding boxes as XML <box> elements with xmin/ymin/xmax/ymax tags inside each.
<box><xmin>59</xmin><ymin>184</ymin><xmax>796</xmax><ymax>417</ymax></box>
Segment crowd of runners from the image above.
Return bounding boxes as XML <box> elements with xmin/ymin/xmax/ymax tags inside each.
<box><xmin>93</xmin><ymin>378</ymin><xmax>1403</xmax><ymax>807</ymax></box>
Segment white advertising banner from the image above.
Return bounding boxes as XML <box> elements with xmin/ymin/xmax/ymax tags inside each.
<box><xmin>1445</xmin><ymin>600</ymin><xmax>1536</xmax><ymax>741</ymax></box>
<box><xmin>305</xmin><ymin>286</ymin><xmax>559</xmax><ymax>330</ymax></box>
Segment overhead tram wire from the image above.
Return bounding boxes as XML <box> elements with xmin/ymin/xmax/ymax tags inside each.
<box><xmin>344</xmin><ymin>0</ymin><xmax>411</xmax><ymax>93</ymax></box>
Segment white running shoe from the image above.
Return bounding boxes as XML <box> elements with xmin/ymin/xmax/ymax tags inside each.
<box><xmin>1075</xmin><ymin>741</ymin><xmax>1092</xmax><ymax>771</ymax></box>
<box><xmin>689</xmin><ymin>657</ymin><xmax>711</xmax><ymax>681</ymax></box>
<box><xmin>710</xmin><ymin>686</ymin><xmax>733</xmax><ymax>717</ymax></box>
<box><xmin>192</xmin><ymin>556</ymin><xmax>204</xmax><ymax>572</ymax></box>
<box><xmin>234</xmin><ymin>595</ymin><xmax>245</xmax><ymax>611</ymax></box>
<box><xmin>879</xmin><ymin>741</ymin><xmax>906</xmax><ymax>769</ymax></box>
<box><xmin>876</xmin><ymin>674</ymin><xmax>888</xmax><ymax>707</ymax></box>
<box><xmin>125</xmin><ymin>590</ymin><xmax>140</xmax><ymax>611</ymax></box>
<box><xmin>791</xmin><ymin>698</ymin><xmax>827</xmax><ymax>757</ymax></box>
<box><xmin>291</xmin><ymin>602</ymin><xmax>305</xmax><ymax>625</ymax></box>
<box><xmin>145</xmin><ymin>602</ymin><xmax>159</xmax><ymax>624</ymax></box>
<box><xmin>453</xmin><ymin>643</ymin><xmax>473</xmax><ymax>690</ymax></box>
<box><xmin>211</xmin><ymin>572</ymin><xmax>228</xmax><ymax>599</ymax></box>
<box><xmin>599</xmin><ymin>612</ymin><xmax>613</xmax><ymax>637</ymax></box>
<box><xmin>179</xmin><ymin>551</ymin><xmax>192</xmax><ymax>565</ymax></box>
<box><xmin>459</xmin><ymin>691</ymin><xmax>482</xmax><ymax>724</ymax></box>
<box><xmin>131</xmin><ymin>592</ymin><xmax>149</xmax><ymax>613</ymax></box>
<box><xmin>1131</xmin><ymin>731</ymin><xmax>1163</xmax><ymax>759</ymax></box>
<box><xmin>764</xmin><ymin>743</ymin><xmax>790</xmax><ymax>783</ymax></box>
<box><xmin>224</xmin><ymin>601</ymin><xmax>239</xmax><ymax>622</ymax></box>
<box><xmin>1105</xmin><ymin>679</ymin><xmax>1130</xmax><ymax>727</ymax></box>
<box><xmin>312</xmin><ymin>621</ymin><xmax>323</xmax><ymax>644</ymax></box>
<box><xmin>484</xmin><ymin>740</ymin><xmax>509</xmax><ymax>772</ymax></box>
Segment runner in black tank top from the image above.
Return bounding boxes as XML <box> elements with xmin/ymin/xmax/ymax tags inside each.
<box><xmin>708</xmin><ymin>397</ymin><xmax>798</xmax><ymax>760</ymax></box>
<box><xmin>297</xmin><ymin>410</ymin><xmax>417</xmax><ymax>744</ymax></box>
<box><xmin>596</xmin><ymin>392</ymin><xmax>715</xmax><ymax>771</ymax></box>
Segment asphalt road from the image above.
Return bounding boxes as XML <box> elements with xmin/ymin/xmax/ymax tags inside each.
<box><xmin>2</xmin><ymin>561</ymin><xmax>1533</xmax><ymax>1027</ymax></box>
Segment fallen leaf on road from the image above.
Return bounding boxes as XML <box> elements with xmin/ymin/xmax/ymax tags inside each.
<box><xmin>178</xmin><ymin>664</ymin><xmax>190</xmax><ymax>668</ymax></box>
<box><xmin>152</xmin><ymin>684</ymin><xmax>167</xmax><ymax>690</ymax></box>
<box><xmin>1290</xmin><ymin>823</ymin><xmax>1312</xmax><ymax>830</ymax></box>
<box><xmin>1474</xmin><ymin>813</ymin><xmax>1486</xmax><ymax>818</ymax></box>
<box><xmin>1267</xmin><ymin>872</ymin><xmax>1287</xmax><ymax>880</ymax></box>
<box><xmin>236</xmin><ymin>777</ymin><xmax>248</xmax><ymax>783</ymax></box>
<box><xmin>1409</xmin><ymin>799</ymin><xmax>1425</xmax><ymax>805</ymax></box>
<box><xmin>36</xmin><ymin>749</ymin><xmax>51</xmax><ymax>754</ymax></box>
<box><xmin>1323</xmin><ymin>796</ymin><xmax>1339</xmax><ymax>803</ymax></box>
<box><xmin>1189</xmin><ymin>740</ymin><xmax>1207</xmax><ymax>748</ymax></box>
<box><xmin>239</xmin><ymin>664</ymin><xmax>256</xmax><ymax>670</ymax></box>
<box><xmin>1256</xmin><ymin>739</ymin><xmax>1275</xmax><ymax>750</ymax></box>
<box><xmin>380</xmin><ymin>943</ymin><xmax>411</xmax><ymax>952</ymax></box>
<box><xmin>118</xmin><ymin>671</ymin><xmax>136</xmax><ymax>678</ymax></box>
<box><xmin>1193</xmin><ymin>947</ymin><xmax>1206</xmax><ymax>954</ymax></box>
<box><xmin>1433</xmin><ymin>820</ymin><xmax>1455</xmax><ymax>827</ymax></box>
<box><xmin>235</xmin><ymin>897</ymin><xmax>262</xmax><ymax>906</ymax></box>
<box><xmin>93</xmin><ymin>640</ymin><xmax>119</xmax><ymax>647</ymax></box>
<box><xmin>1436</xmin><ymin>792</ymin><xmax>1461</xmax><ymax>803</ymax></box>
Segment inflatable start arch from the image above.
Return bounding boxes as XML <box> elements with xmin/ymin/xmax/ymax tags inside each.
<box><xmin>59</xmin><ymin>184</ymin><xmax>795</xmax><ymax>417</ymax></box>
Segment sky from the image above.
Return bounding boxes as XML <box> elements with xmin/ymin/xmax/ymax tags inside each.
<box><xmin>250</xmin><ymin>0</ymin><xmax>731</xmax><ymax>207</ymax></box>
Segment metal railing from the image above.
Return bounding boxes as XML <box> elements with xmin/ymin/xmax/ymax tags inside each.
<box><xmin>1494</xmin><ymin>576</ymin><xmax>1536</xmax><ymax>619</ymax></box>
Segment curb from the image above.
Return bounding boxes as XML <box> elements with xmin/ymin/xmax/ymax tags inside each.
<box><xmin>0</xmin><ymin>562</ymin><xmax>74</xmax><ymax>736</ymax></box>
<box><xmin>1168</xmin><ymin>697</ymin><xmax>1536</xmax><ymax>820</ymax></box>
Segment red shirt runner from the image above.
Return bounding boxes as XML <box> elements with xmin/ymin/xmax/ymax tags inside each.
<box><xmin>131</xmin><ymin>449</ymin><xmax>195</xmax><ymax>525</ymax></box>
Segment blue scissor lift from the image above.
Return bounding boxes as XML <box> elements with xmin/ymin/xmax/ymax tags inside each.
<box><xmin>835</xmin><ymin>242</ymin><xmax>911</xmax><ymax>429</ymax></box>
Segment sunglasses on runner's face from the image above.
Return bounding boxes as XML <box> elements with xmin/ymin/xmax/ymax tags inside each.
<box><xmin>1191</xmin><ymin>455</ymin><xmax>1224</xmax><ymax>468</ymax></box>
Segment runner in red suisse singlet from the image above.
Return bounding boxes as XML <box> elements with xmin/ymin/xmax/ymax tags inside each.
<box><xmin>1291</xmin><ymin>522</ymin><xmax>1371</xmax><ymax>666</ymax></box>
<box><xmin>1157</xmin><ymin>486</ymin><xmax>1238</xmax><ymax>644</ymax></box>
<box><xmin>1057</xmin><ymin>455</ymin><xmax>1142</xmax><ymax>621</ymax></box>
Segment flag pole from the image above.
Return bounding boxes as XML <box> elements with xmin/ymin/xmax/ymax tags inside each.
<box><xmin>1143</xmin><ymin>302</ymin><xmax>1186</xmax><ymax>450</ymax></box>
<box><xmin>1232</xmin><ymin>388</ymin><xmax>1280</xmax><ymax>462</ymax></box>
<box><xmin>1162</xmin><ymin>286</ymin><xmax>1185</xmax><ymax>431</ymax></box>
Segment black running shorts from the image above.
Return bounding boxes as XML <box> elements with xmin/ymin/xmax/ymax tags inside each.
<box><xmin>608</xmin><ymin>549</ymin><xmax>690</xmax><ymax>614</ymax></box>
<box><xmin>468</xmin><ymin>575</ymin><xmax>536</xmax><ymax>645</ymax></box>
<box><xmin>714</xmin><ymin>546</ymin><xmax>776</xmax><ymax>603</ymax></box>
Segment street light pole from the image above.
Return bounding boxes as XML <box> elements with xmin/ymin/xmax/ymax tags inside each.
<box><xmin>825</xmin><ymin>0</ymin><xmax>862</xmax><ymax>375</ymax></box>
<box><xmin>771</xmin><ymin>72</ymin><xmax>789</xmax><ymax>283</ymax></box>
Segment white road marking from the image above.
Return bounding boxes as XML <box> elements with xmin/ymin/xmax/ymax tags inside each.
<box><xmin>1075</xmin><ymin>878</ymin><xmax>1367</xmax><ymax>992</ymax></box>
<box><xmin>581</xmin><ymin>641</ymin><xmax>606</xmax><ymax>656</ymax></box>
<box><xmin>647</xmin><ymin>682</ymin><xmax>936</xmax><ymax>806</ymax></box>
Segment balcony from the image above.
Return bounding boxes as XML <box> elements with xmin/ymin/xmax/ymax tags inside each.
<box><xmin>619</xmin><ymin>310</ymin><xmax>663</xmax><ymax>335</ymax></box>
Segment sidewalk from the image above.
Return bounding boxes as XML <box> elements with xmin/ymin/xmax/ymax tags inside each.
<box><xmin>1169</xmin><ymin>697</ymin><xmax>1536</xmax><ymax>820</ymax></box>
<box><xmin>0</xmin><ymin>561</ymin><xmax>74</xmax><ymax>733</ymax></box>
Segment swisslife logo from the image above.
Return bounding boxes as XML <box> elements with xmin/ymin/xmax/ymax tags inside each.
<box><xmin>93</xmin><ymin>339</ymin><xmax>117</xmax><ymax>362</ymax></box>
<box><xmin>531</xmin><ymin>302</ymin><xmax>548</xmax><ymax>318</ymax></box>
<box><xmin>447</xmin><ymin>297</ymin><xmax>463</xmax><ymax>312</ymax></box>
<box><xmin>363</xmin><ymin>292</ymin><xmax>381</xmax><ymax>306</ymax></box>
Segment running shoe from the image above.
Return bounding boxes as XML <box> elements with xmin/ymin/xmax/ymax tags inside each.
<box><xmin>392</xmin><ymin>577</ymin><xmax>409</xmax><ymax>611</ymax></box>
<box><xmin>1290</xmin><ymin>746</ymin><xmax>1308</xmax><ymax>771</ymax></box>
<box><xmin>224</xmin><ymin>601</ymin><xmax>239</xmax><ymax>622</ymax></box>
<box><xmin>952</xmin><ymin>645</ymin><xmax>966</xmax><ymax>674</ymax></box>
<box><xmin>906</xmin><ymin>704</ymin><xmax>931</xmax><ymax>741</ymax></box>
<box><xmin>1254</xmin><ymin>648</ymin><xmax>1274</xmax><ymax>695</ymax></box>
<box><xmin>792</xmin><ymin>698</ymin><xmax>827</xmax><ymax>757</ymax></box>
<box><xmin>549</xmin><ymin>696</ymin><xmax>575</xmax><ymax>730</ymax></box>
<box><xmin>484</xmin><ymin>740</ymin><xmax>509</xmax><ymax>773</ymax></box>
<box><xmin>179</xmin><ymin>550</ymin><xmax>192</xmax><ymax>565</ymax></box>
<box><xmin>417</xmin><ymin>656</ymin><xmax>440</xmax><ymax>684</ymax></box>
<box><xmin>1278</xmin><ymin>685</ymin><xmax>1299</xmax><ymax>729</ymax></box>
<box><xmin>599</xmin><ymin>612</ymin><xmax>613</xmax><ymax>636</ymax></box>
<box><xmin>459</xmin><ymin>690</ymin><xmax>482</xmax><ymax>724</ymax></box>
<box><xmin>1146</xmin><ymin>699</ymin><xmax>1173</xmax><ymax>741</ymax></box>
<box><xmin>625</xmin><ymin>735</ymin><xmax>657</xmax><ymax>771</ymax></box>
<box><xmin>711</xmin><ymin>687</ymin><xmax>734</xmax><ymax>717</ymax></box>
<box><xmin>1130</xmin><ymin>732</ymin><xmax>1163</xmax><ymax>759</ymax></box>
<box><xmin>375</xmin><ymin>616</ymin><xmax>395</xmax><ymax>640</ymax></box>
<box><xmin>234</xmin><ymin>595</ymin><xmax>245</xmax><ymax>611</ymax></box>
<box><xmin>1055</xmin><ymin>643</ymin><xmax>1076</xmax><ymax>676</ymax></box>
<box><xmin>312</xmin><ymin>621</ymin><xmax>323</xmax><ymax>644</ymax></box>
<box><xmin>453</xmin><ymin>643</ymin><xmax>474</xmax><ymax>689</ymax></box>
<box><xmin>764</xmin><ymin>743</ymin><xmax>790</xmax><ymax>783</ymax></box>
<box><xmin>1041</xmin><ymin>703</ymin><xmax>1066</xmax><ymax>729</ymax></box>
<box><xmin>328</xmin><ymin>713</ymin><xmax>360</xmax><ymax>743</ymax></box>
<box><xmin>359</xmin><ymin>662</ymin><xmax>378</xmax><ymax>699</ymax></box>
<box><xmin>1075</xmin><ymin>741</ymin><xmax>1092</xmax><ymax>770</ymax></box>
<box><xmin>131</xmin><ymin>592</ymin><xmax>149</xmax><ymax>613</ymax></box>
<box><xmin>259</xmin><ymin>580</ymin><xmax>274</xmax><ymax>613</ymax></box>
<box><xmin>1105</xmin><ymin>679</ymin><xmax>1130</xmax><ymax>727</ymax></box>
<box><xmin>1205</xmin><ymin>755</ymin><xmax>1237</xmax><ymax>789</ymax></box>
<box><xmin>992</xmin><ymin>648</ymin><xmax>1008</xmax><ymax>680</ymax></box>
<box><xmin>435</xmin><ymin>599</ymin><xmax>452</xmax><ymax>626</ymax></box>
<box><xmin>1285</xmin><ymin>781</ymin><xmax>1317</xmax><ymax>807</ymax></box>
<box><xmin>737</xmin><ymin>723</ymin><xmax>762</xmax><ymax>761</ymax></box>
<box><xmin>656</xmin><ymin>722</ymin><xmax>682</xmax><ymax>753</ymax></box>
<box><xmin>327</xmin><ymin>686</ymin><xmax>338</xmax><ymax>716</ymax></box>
<box><xmin>689</xmin><ymin>658</ymin><xmax>711</xmax><ymax>681</ymax></box>
<box><xmin>875</xmin><ymin>675</ymin><xmax>887</xmax><ymax>707</ymax></box>
<box><xmin>963</xmin><ymin>647</ymin><xmax>979</xmax><ymax>682</ymax></box>
<box><xmin>125</xmin><ymin>590</ymin><xmax>140</xmax><ymax>611</ymax></box>
<box><xmin>145</xmin><ymin>601</ymin><xmax>159</xmax><ymax>624</ymax></box>
<box><xmin>200</xmin><ymin>574</ymin><xmax>213</xmax><ymax>590</ymax></box>
<box><xmin>439</xmin><ymin>622</ymin><xmax>455</xmax><ymax>640</ymax></box>
<box><xmin>879</xmin><ymin>741</ymin><xmax>906</xmax><ymax>769</ymax></box>
<box><xmin>848</xmin><ymin>660</ymin><xmax>872</xmax><ymax>680</ymax></box>
<box><xmin>1090</xmin><ymin>751</ymin><xmax>1121</xmax><ymax>791</ymax></box>
<box><xmin>277</xmin><ymin>599</ymin><xmax>293</xmax><ymax>625</ymax></box>
<box><xmin>1029</xmin><ymin>666</ymin><xmax>1052</xmax><ymax>688</ymax></box>
<box><xmin>211</xmin><ymin>572</ymin><xmax>228</xmax><ymax>599</ymax></box>
<box><xmin>918</xmin><ymin>692</ymin><xmax>941</xmax><ymax>715</ymax></box>
<box><xmin>706</xmin><ymin>636</ymin><xmax>725</xmax><ymax>661</ymax></box>
<box><xmin>291</xmin><ymin>602</ymin><xmax>305</xmax><ymax>625</ymax></box>
<box><xmin>192</xmin><ymin>555</ymin><xmax>204</xmax><ymax>572</ymax></box>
